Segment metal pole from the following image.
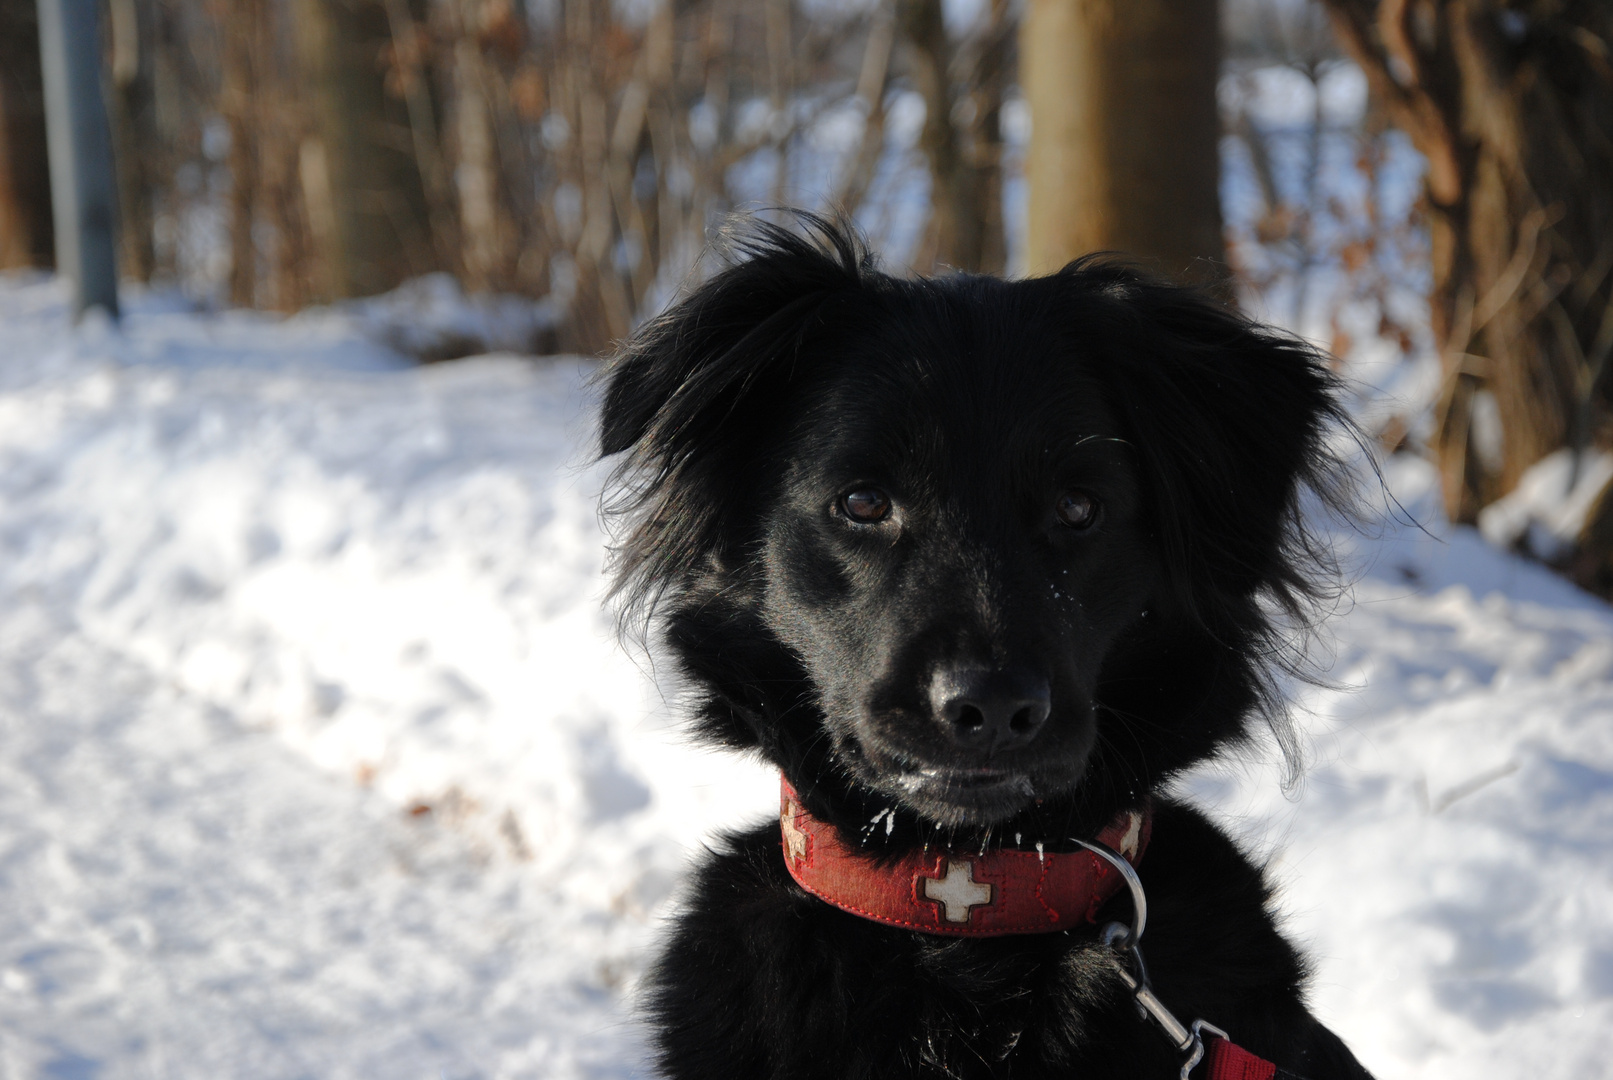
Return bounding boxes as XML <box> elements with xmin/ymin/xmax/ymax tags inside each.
<box><xmin>37</xmin><ymin>0</ymin><xmax>120</xmax><ymax>320</ymax></box>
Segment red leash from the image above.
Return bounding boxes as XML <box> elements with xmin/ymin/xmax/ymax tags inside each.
<box><xmin>1202</xmin><ymin>1036</ymin><xmax>1288</xmax><ymax>1080</ymax></box>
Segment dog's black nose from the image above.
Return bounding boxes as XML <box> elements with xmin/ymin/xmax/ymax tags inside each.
<box><xmin>930</xmin><ymin>668</ymin><xmax>1051</xmax><ymax>754</ymax></box>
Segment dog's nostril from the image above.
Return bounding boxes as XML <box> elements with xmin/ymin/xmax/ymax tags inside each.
<box><xmin>1009</xmin><ymin>705</ymin><xmax>1042</xmax><ymax>733</ymax></box>
<box><xmin>954</xmin><ymin>704</ymin><xmax>986</xmax><ymax>730</ymax></box>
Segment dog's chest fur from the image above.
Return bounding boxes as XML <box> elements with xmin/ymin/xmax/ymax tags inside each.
<box><xmin>647</xmin><ymin>804</ymin><xmax>1371</xmax><ymax>1079</ymax></box>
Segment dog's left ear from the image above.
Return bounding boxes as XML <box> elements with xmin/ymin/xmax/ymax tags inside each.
<box><xmin>1060</xmin><ymin>261</ymin><xmax>1347</xmax><ymax>616</ymax></box>
<box><xmin>599</xmin><ymin>218</ymin><xmax>872</xmax><ymax>609</ymax></box>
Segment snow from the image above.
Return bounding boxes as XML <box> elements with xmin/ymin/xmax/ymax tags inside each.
<box><xmin>0</xmin><ymin>271</ymin><xmax>1608</xmax><ymax>1078</ymax></box>
<box><xmin>1477</xmin><ymin>448</ymin><xmax>1613</xmax><ymax>564</ymax></box>
<box><xmin>1182</xmin><ymin>455</ymin><xmax>1613</xmax><ymax>1076</ymax></box>
<box><xmin>0</xmin><ymin>275</ymin><xmax>773</xmax><ymax>1078</ymax></box>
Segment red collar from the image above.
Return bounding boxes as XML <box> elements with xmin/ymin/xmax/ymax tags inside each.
<box><xmin>780</xmin><ymin>779</ymin><xmax>1151</xmax><ymax>937</ymax></box>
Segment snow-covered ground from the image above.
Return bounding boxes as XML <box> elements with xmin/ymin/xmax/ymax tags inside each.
<box><xmin>0</xmin><ymin>274</ymin><xmax>1607</xmax><ymax>1078</ymax></box>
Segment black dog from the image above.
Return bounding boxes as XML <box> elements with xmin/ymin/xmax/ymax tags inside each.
<box><xmin>600</xmin><ymin>218</ymin><xmax>1374</xmax><ymax>1080</ymax></box>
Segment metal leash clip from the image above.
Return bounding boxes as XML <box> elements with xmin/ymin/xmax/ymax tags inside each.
<box><xmin>1076</xmin><ymin>838</ymin><xmax>1229</xmax><ymax>1080</ymax></box>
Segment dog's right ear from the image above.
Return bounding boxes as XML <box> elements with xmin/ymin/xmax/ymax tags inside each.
<box><xmin>599</xmin><ymin>217</ymin><xmax>872</xmax><ymax>611</ymax></box>
<box><xmin>599</xmin><ymin>218</ymin><xmax>869</xmax><ymax>458</ymax></box>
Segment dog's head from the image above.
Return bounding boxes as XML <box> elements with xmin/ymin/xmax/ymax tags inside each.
<box><xmin>601</xmin><ymin>218</ymin><xmax>1347</xmax><ymax>844</ymax></box>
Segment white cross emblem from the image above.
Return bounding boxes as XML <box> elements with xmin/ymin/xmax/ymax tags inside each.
<box><xmin>781</xmin><ymin>799</ymin><xmax>810</xmax><ymax>868</ymax></box>
<box><xmin>922</xmin><ymin>859</ymin><xmax>994</xmax><ymax>923</ymax></box>
<box><xmin>1118</xmin><ymin>810</ymin><xmax>1143</xmax><ymax>860</ymax></box>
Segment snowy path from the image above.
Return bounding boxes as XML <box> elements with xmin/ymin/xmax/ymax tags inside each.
<box><xmin>0</xmin><ymin>594</ymin><xmax>631</xmax><ymax>1079</ymax></box>
<box><xmin>0</xmin><ymin>275</ymin><xmax>1608</xmax><ymax>1078</ymax></box>
<box><xmin>0</xmin><ymin>278</ymin><xmax>773</xmax><ymax>1079</ymax></box>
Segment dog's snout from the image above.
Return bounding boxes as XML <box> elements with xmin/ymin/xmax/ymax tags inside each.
<box><xmin>930</xmin><ymin>668</ymin><xmax>1051</xmax><ymax>754</ymax></box>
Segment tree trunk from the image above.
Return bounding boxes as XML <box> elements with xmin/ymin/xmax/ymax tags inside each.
<box><xmin>221</xmin><ymin>0</ymin><xmax>262</xmax><ymax>306</ymax></box>
<box><xmin>1019</xmin><ymin>0</ymin><xmax>1223</xmax><ymax>283</ymax></box>
<box><xmin>107</xmin><ymin>0</ymin><xmax>154</xmax><ymax>283</ymax></box>
<box><xmin>452</xmin><ymin>35</ymin><xmax>501</xmax><ymax>292</ymax></box>
<box><xmin>897</xmin><ymin>0</ymin><xmax>1008</xmax><ymax>274</ymax></box>
<box><xmin>1321</xmin><ymin>1</ymin><xmax>1613</xmax><ymax>525</ymax></box>
<box><xmin>293</xmin><ymin>0</ymin><xmax>435</xmax><ymax>299</ymax></box>
<box><xmin>0</xmin><ymin>0</ymin><xmax>53</xmax><ymax>269</ymax></box>
<box><xmin>243</xmin><ymin>0</ymin><xmax>319</xmax><ymax>312</ymax></box>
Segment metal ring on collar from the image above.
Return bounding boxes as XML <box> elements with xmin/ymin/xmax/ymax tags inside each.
<box><xmin>1075</xmin><ymin>837</ymin><xmax>1147</xmax><ymax>946</ymax></box>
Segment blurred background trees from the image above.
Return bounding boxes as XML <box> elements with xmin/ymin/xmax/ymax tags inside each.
<box><xmin>0</xmin><ymin>0</ymin><xmax>1346</xmax><ymax>345</ymax></box>
<box><xmin>0</xmin><ymin>0</ymin><xmax>1085</xmax><ymax>351</ymax></box>
<box><xmin>0</xmin><ymin>0</ymin><xmax>1020</xmax><ymax>349</ymax></box>
<box><xmin>1319</xmin><ymin>1</ymin><xmax>1613</xmax><ymax>533</ymax></box>
<box><xmin>0</xmin><ymin>0</ymin><xmax>53</xmax><ymax>269</ymax></box>
<box><xmin>1</xmin><ymin>0</ymin><xmax>1612</xmax><ymax>586</ymax></box>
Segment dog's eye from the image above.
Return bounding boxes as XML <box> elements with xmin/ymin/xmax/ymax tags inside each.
<box><xmin>840</xmin><ymin>488</ymin><xmax>892</xmax><ymax>523</ymax></box>
<box><xmin>1056</xmin><ymin>491</ymin><xmax>1099</xmax><ymax>529</ymax></box>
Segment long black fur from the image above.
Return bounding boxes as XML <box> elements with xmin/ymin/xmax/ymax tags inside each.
<box><xmin>600</xmin><ymin>216</ymin><xmax>1373</xmax><ymax>1079</ymax></box>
